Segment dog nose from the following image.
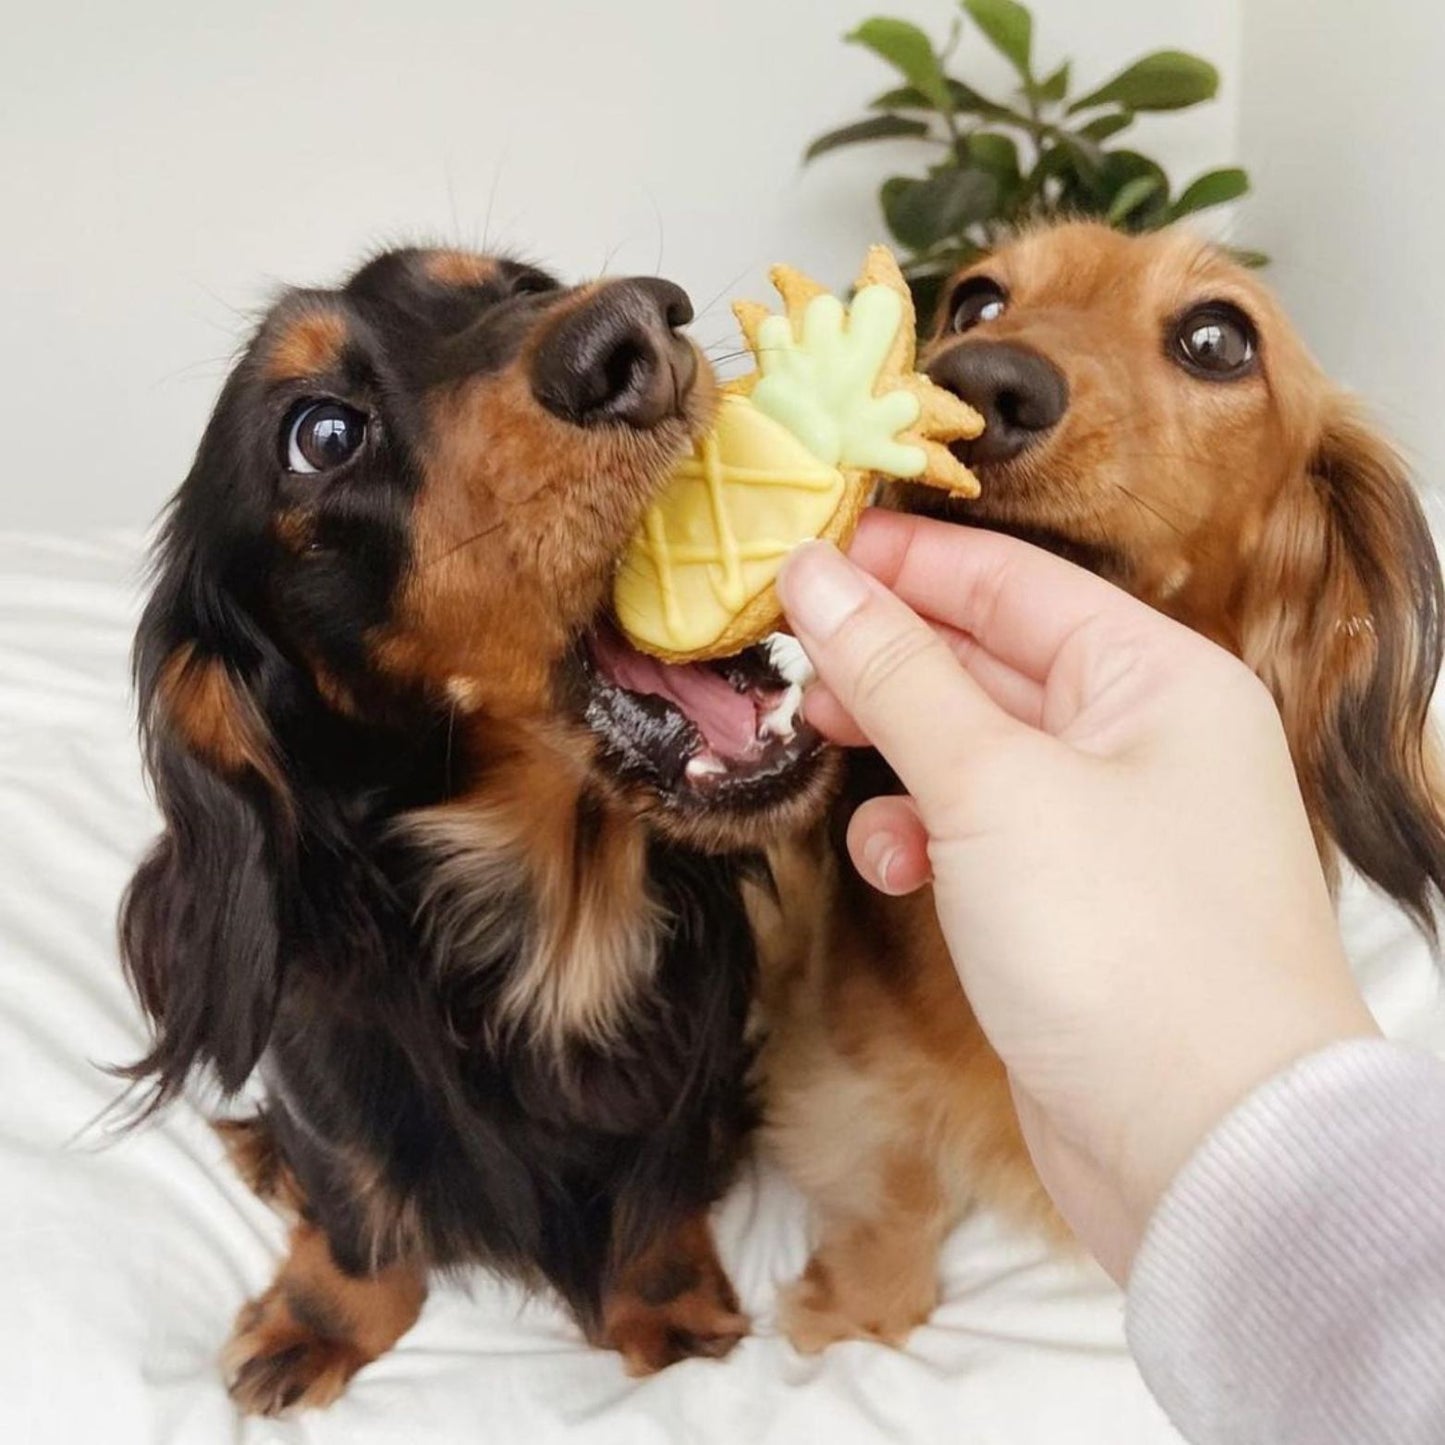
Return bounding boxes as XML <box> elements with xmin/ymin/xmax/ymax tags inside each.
<box><xmin>532</xmin><ymin>277</ymin><xmax>696</xmax><ymax>429</ymax></box>
<box><xmin>926</xmin><ymin>341</ymin><xmax>1068</xmax><ymax>465</ymax></box>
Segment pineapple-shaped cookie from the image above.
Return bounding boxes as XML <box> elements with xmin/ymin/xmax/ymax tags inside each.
<box><xmin>613</xmin><ymin>247</ymin><xmax>983</xmax><ymax>662</ymax></box>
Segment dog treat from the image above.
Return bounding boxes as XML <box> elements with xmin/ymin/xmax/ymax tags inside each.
<box><xmin>613</xmin><ymin>247</ymin><xmax>983</xmax><ymax>662</ymax></box>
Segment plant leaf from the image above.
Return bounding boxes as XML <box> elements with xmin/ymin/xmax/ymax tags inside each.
<box><xmin>848</xmin><ymin>19</ymin><xmax>952</xmax><ymax>111</ymax></box>
<box><xmin>869</xmin><ymin>84</ymin><xmax>934</xmax><ymax>110</ymax></box>
<box><xmin>804</xmin><ymin>114</ymin><xmax>933</xmax><ymax>163</ymax></box>
<box><xmin>1083</xmin><ymin>150</ymin><xmax>1174</xmax><ymax>228</ymax></box>
<box><xmin>1107</xmin><ymin>174</ymin><xmax>1165</xmax><ymax>224</ymax></box>
<box><xmin>964</xmin><ymin>132</ymin><xmax>1022</xmax><ymax>208</ymax></box>
<box><xmin>870</xmin><ymin>78</ymin><xmax>1020</xmax><ymax>122</ymax></box>
<box><xmin>1094</xmin><ymin>149</ymin><xmax>1171</xmax><ymax>211</ymax></box>
<box><xmin>1069</xmin><ymin>51</ymin><xmax>1218</xmax><ymax>113</ymax></box>
<box><xmin>1047</xmin><ymin>126</ymin><xmax>1102</xmax><ymax>174</ymax></box>
<box><xmin>881</xmin><ymin>168</ymin><xmax>999</xmax><ymax>250</ymax></box>
<box><xmin>966</xmin><ymin>132</ymin><xmax>1022</xmax><ymax>181</ymax></box>
<box><xmin>949</xmin><ymin>82</ymin><xmax>1030</xmax><ymax>125</ymax></box>
<box><xmin>1026</xmin><ymin>60</ymin><xmax>1070</xmax><ymax>105</ymax></box>
<box><xmin>1018</xmin><ymin>138</ymin><xmax>1077</xmax><ymax>205</ymax></box>
<box><xmin>962</xmin><ymin>0</ymin><xmax>1033</xmax><ymax>79</ymax></box>
<box><xmin>1169</xmin><ymin>166</ymin><xmax>1250</xmax><ymax>217</ymax></box>
<box><xmin>947</xmin><ymin>77</ymin><xmax>1016</xmax><ymax>117</ymax></box>
<box><xmin>1076</xmin><ymin>111</ymin><xmax>1133</xmax><ymax>142</ymax></box>
<box><xmin>1227</xmin><ymin>246</ymin><xmax>1270</xmax><ymax>269</ymax></box>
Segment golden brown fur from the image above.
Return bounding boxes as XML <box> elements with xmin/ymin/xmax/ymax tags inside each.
<box><xmin>262</xmin><ymin>308</ymin><xmax>351</xmax><ymax>383</ymax></box>
<box><xmin>215</xmin><ymin>1117</ymin><xmax>427</xmax><ymax>1410</ymax></box>
<box><xmin>223</xmin><ymin>1222</ymin><xmax>428</xmax><ymax>1414</ymax></box>
<box><xmin>760</xmin><ymin>221</ymin><xmax>1445</xmax><ymax>1349</ymax></box>
<box><xmin>405</xmin><ymin>730</ymin><xmax>663</xmax><ymax>1051</ymax></box>
<box><xmin>593</xmin><ymin>1210</ymin><xmax>750</xmax><ymax>1375</ymax></box>
<box><xmin>157</xmin><ymin>644</ymin><xmax>278</xmax><ymax>786</ymax></box>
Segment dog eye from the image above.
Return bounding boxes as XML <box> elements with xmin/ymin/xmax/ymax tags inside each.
<box><xmin>948</xmin><ymin>278</ymin><xmax>1008</xmax><ymax>334</ymax></box>
<box><xmin>1172</xmin><ymin>304</ymin><xmax>1258</xmax><ymax>379</ymax></box>
<box><xmin>284</xmin><ymin>401</ymin><xmax>367</xmax><ymax>474</ymax></box>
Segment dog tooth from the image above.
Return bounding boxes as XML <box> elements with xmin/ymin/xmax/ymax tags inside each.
<box><xmin>760</xmin><ymin>682</ymin><xmax>803</xmax><ymax>739</ymax></box>
<box><xmin>765</xmin><ymin>634</ymin><xmax>815</xmax><ymax>688</ymax></box>
<box><xmin>685</xmin><ymin>754</ymin><xmax>728</xmax><ymax>781</ymax></box>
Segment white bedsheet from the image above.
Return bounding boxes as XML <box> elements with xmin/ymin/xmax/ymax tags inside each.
<box><xmin>2</xmin><ymin>531</ymin><xmax>1442</xmax><ymax>1445</ymax></box>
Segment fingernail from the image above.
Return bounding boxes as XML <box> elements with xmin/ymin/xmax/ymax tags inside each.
<box><xmin>862</xmin><ymin>831</ymin><xmax>901</xmax><ymax>892</ymax></box>
<box><xmin>778</xmin><ymin>541</ymin><xmax>870</xmax><ymax>641</ymax></box>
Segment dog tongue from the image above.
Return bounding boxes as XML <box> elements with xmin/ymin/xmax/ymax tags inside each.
<box><xmin>594</xmin><ymin>631</ymin><xmax>759</xmax><ymax>758</ymax></box>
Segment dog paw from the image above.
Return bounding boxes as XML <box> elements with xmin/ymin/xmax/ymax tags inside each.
<box><xmin>778</xmin><ymin>1257</ymin><xmax>931</xmax><ymax>1355</ymax></box>
<box><xmin>602</xmin><ymin>1295</ymin><xmax>750</xmax><ymax>1376</ymax></box>
<box><xmin>222</xmin><ymin>1291</ymin><xmax>365</xmax><ymax>1416</ymax></box>
<box><xmin>598</xmin><ymin>1259</ymin><xmax>749</xmax><ymax>1374</ymax></box>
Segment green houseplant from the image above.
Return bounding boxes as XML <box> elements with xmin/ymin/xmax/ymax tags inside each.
<box><xmin>807</xmin><ymin>0</ymin><xmax>1256</xmax><ymax>315</ymax></box>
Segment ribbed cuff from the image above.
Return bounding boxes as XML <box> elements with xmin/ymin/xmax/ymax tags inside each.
<box><xmin>1126</xmin><ymin>1038</ymin><xmax>1445</xmax><ymax>1445</ymax></box>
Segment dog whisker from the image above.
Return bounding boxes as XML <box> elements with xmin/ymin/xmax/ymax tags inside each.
<box><xmin>597</xmin><ymin>237</ymin><xmax>626</xmax><ymax>279</ymax></box>
<box><xmin>423</xmin><ymin>519</ymin><xmax>507</xmax><ymax>570</ymax></box>
<box><xmin>701</xmin><ymin>348</ymin><xmax>754</xmax><ymax>367</ymax></box>
<box><xmin>152</xmin><ymin>354</ymin><xmax>240</xmax><ymax>387</ymax></box>
<box><xmin>691</xmin><ymin>263</ymin><xmax>760</xmax><ymax>326</ymax></box>
<box><xmin>646</xmin><ymin>191</ymin><xmax>666</xmax><ymax>277</ymax></box>
<box><xmin>1112</xmin><ymin>483</ymin><xmax>1189</xmax><ymax>540</ymax></box>
<box><xmin>480</xmin><ymin>152</ymin><xmax>507</xmax><ymax>255</ymax></box>
<box><xmin>444</xmin><ymin>161</ymin><xmax>463</xmax><ymax>254</ymax></box>
<box><xmin>1106</xmin><ymin>447</ymin><xmax>1248</xmax><ymax>479</ymax></box>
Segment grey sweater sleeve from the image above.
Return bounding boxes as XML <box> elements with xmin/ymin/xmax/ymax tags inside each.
<box><xmin>1125</xmin><ymin>1038</ymin><xmax>1445</xmax><ymax>1445</ymax></box>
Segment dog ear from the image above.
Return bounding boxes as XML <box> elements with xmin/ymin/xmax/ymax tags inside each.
<box><xmin>1240</xmin><ymin>400</ymin><xmax>1445</xmax><ymax>937</ymax></box>
<box><xmin>119</xmin><ymin>728</ymin><xmax>285</xmax><ymax>1110</ymax></box>
<box><xmin>117</xmin><ymin>400</ymin><xmax>300</xmax><ymax>1112</ymax></box>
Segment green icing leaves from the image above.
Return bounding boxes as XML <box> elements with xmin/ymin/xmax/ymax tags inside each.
<box><xmin>749</xmin><ymin>285</ymin><xmax>925</xmax><ymax>479</ymax></box>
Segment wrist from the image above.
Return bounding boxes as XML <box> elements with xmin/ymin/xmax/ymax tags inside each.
<box><xmin>1116</xmin><ymin>998</ymin><xmax>1381</xmax><ymax>1274</ymax></box>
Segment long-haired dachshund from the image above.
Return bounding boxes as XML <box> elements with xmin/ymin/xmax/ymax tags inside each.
<box><xmin>118</xmin><ymin>247</ymin><xmax>836</xmax><ymax>1411</ymax></box>
<box><xmin>758</xmin><ymin>220</ymin><xmax>1445</xmax><ymax>1351</ymax></box>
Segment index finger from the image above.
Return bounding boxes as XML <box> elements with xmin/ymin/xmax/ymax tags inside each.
<box><xmin>847</xmin><ymin>510</ymin><xmax>1171</xmax><ymax>683</ymax></box>
<box><xmin>776</xmin><ymin>541</ymin><xmax>1022</xmax><ymax>823</ymax></box>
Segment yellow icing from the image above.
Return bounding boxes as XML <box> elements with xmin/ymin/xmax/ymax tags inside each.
<box><xmin>610</xmin><ymin>245</ymin><xmax>983</xmax><ymax>660</ymax></box>
<box><xmin>614</xmin><ymin>393</ymin><xmax>846</xmax><ymax>654</ymax></box>
<box><xmin>750</xmin><ymin>284</ymin><xmax>926</xmax><ymax>478</ymax></box>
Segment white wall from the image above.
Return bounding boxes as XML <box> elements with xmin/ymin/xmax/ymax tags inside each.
<box><xmin>1238</xmin><ymin>1</ymin><xmax>1445</xmax><ymax>490</ymax></box>
<box><xmin>1</xmin><ymin>0</ymin><xmax>1239</xmax><ymax>531</ymax></box>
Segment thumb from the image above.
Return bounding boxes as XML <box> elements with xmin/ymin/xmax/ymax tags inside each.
<box><xmin>777</xmin><ymin>541</ymin><xmax>1020</xmax><ymax>823</ymax></box>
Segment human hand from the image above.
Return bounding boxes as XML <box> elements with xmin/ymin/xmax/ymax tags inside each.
<box><xmin>776</xmin><ymin>512</ymin><xmax>1379</xmax><ymax>1279</ymax></box>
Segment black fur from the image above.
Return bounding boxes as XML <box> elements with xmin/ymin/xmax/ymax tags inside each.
<box><xmin>247</xmin><ymin>837</ymin><xmax>758</xmax><ymax>1323</ymax></box>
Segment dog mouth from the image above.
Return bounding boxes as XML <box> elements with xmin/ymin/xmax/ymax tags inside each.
<box><xmin>578</xmin><ymin>624</ymin><xmax>821</xmax><ymax>809</ymax></box>
<box><xmin>946</xmin><ymin>441</ymin><xmax>1040</xmax><ymax>494</ymax></box>
<box><xmin>919</xmin><ymin>452</ymin><xmax>1122</xmax><ymax>575</ymax></box>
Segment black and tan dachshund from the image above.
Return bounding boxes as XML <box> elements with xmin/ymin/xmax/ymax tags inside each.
<box><xmin>119</xmin><ymin>246</ymin><xmax>836</xmax><ymax>1412</ymax></box>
